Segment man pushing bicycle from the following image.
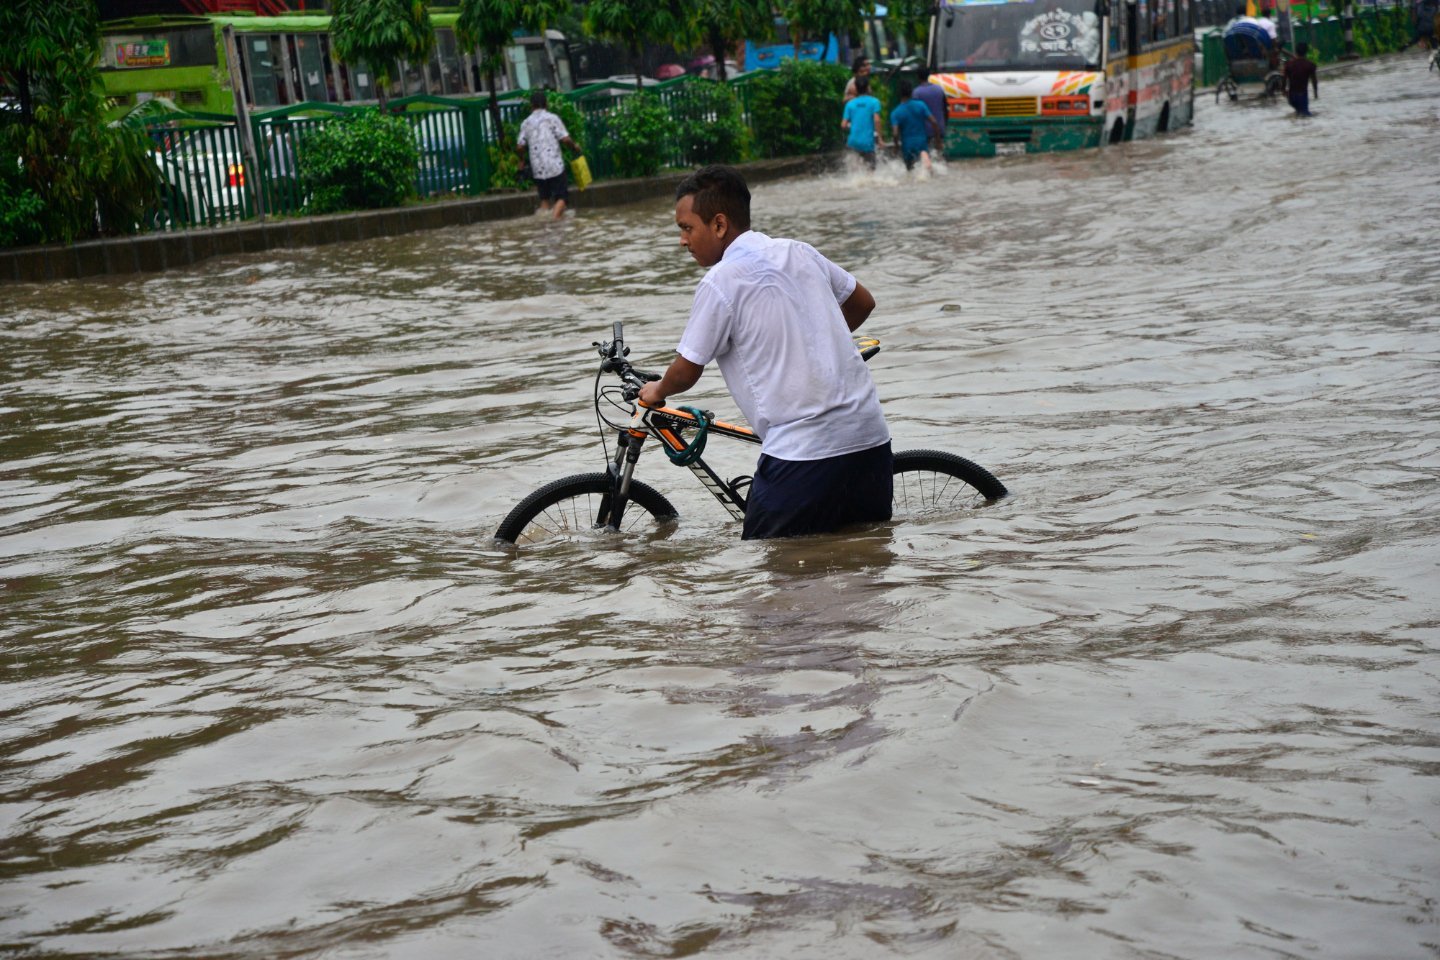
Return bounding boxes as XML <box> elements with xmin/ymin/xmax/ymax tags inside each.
<box><xmin>637</xmin><ymin>165</ymin><xmax>893</xmax><ymax>540</ymax></box>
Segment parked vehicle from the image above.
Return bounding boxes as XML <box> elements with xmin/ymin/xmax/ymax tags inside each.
<box><xmin>1214</xmin><ymin>19</ymin><xmax>1285</xmax><ymax>101</ymax></box>
<box><xmin>151</xmin><ymin>125</ymin><xmax>251</xmax><ymax>225</ymax></box>
<box><xmin>98</xmin><ymin>14</ymin><xmax>577</xmax><ymax>118</ymax></box>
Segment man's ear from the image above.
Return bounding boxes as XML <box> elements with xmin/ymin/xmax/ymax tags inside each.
<box><xmin>711</xmin><ymin>211</ymin><xmax>729</xmax><ymax>239</ymax></box>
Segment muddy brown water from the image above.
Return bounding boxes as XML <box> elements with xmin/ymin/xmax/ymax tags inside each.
<box><xmin>3</xmin><ymin>55</ymin><xmax>1438</xmax><ymax>959</ymax></box>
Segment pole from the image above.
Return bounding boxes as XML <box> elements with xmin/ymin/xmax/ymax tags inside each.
<box><xmin>222</xmin><ymin>24</ymin><xmax>266</xmax><ymax>219</ymax></box>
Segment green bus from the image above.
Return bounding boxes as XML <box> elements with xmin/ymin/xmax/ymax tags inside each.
<box><xmin>98</xmin><ymin>13</ymin><xmax>575</xmax><ymax>117</ymax></box>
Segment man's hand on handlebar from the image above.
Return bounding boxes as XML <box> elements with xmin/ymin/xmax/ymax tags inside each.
<box><xmin>638</xmin><ymin>355</ymin><xmax>705</xmax><ymax>409</ymax></box>
<box><xmin>637</xmin><ymin>380</ymin><xmax>667</xmax><ymax>408</ymax></box>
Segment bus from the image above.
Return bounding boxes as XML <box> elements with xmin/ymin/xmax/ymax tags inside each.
<box><xmin>98</xmin><ymin>13</ymin><xmax>575</xmax><ymax>117</ymax></box>
<box><xmin>926</xmin><ymin>0</ymin><xmax>1195</xmax><ymax>155</ymax></box>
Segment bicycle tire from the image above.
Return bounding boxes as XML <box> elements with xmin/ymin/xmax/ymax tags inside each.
<box><xmin>495</xmin><ymin>473</ymin><xmax>679</xmax><ymax>545</ymax></box>
<box><xmin>892</xmin><ymin>449</ymin><xmax>1007</xmax><ymax>519</ymax></box>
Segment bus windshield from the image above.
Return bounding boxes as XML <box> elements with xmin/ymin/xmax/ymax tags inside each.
<box><xmin>935</xmin><ymin>0</ymin><xmax>1102</xmax><ymax>71</ymax></box>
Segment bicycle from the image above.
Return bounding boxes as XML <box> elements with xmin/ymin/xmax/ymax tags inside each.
<box><xmin>494</xmin><ymin>323</ymin><xmax>1009</xmax><ymax>546</ymax></box>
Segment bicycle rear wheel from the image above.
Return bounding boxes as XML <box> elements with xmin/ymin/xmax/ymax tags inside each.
<box><xmin>495</xmin><ymin>473</ymin><xmax>679</xmax><ymax>546</ymax></box>
<box><xmin>892</xmin><ymin>449</ymin><xmax>1007</xmax><ymax>520</ymax></box>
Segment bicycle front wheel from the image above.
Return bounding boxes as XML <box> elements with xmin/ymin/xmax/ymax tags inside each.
<box><xmin>495</xmin><ymin>473</ymin><xmax>679</xmax><ymax>546</ymax></box>
<box><xmin>892</xmin><ymin>449</ymin><xmax>1007</xmax><ymax>520</ymax></box>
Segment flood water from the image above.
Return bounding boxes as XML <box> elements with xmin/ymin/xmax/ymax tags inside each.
<box><xmin>4</xmin><ymin>54</ymin><xmax>1439</xmax><ymax>959</ymax></box>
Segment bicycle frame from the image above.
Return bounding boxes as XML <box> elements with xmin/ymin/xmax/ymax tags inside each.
<box><xmin>591</xmin><ymin>320</ymin><xmax>880</xmax><ymax>533</ymax></box>
<box><xmin>606</xmin><ymin>403</ymin><xmax>758</xmax><ymax>525</ymax></box>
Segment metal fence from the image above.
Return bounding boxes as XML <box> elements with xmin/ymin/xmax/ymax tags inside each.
<box><xmin>139</xmin><ymin>75</ymin><xmax>729</xmax><ymax>231</ymax></box>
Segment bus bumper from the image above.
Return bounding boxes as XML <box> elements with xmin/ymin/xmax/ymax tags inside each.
<box><xmin>944</xmin><ymin>117</ymin><xmax>1104</xmax><ymax>157</ymax></box>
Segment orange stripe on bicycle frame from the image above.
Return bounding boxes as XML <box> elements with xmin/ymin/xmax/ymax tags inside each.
<box><xmin>656</xmin><ymin>427</ymin><xmax>686</xmax><ymax>452</ymax></box>
<box><xmin>655</xmin><ymin>406</ymin><xmax>755</xmax><ymax>437</ymax></box>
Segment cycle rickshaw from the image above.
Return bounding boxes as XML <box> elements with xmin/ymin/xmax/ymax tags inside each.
<box><xmin>1215</xmin><ymin>20</ymin><xmax>1286</xmax><ymax>101</ymax></box>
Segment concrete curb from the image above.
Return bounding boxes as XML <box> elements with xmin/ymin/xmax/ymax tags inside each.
<box><xmin>1</xmin><ymin>155</ymin><xmax>836</xmax><ymax>285</ymax></box>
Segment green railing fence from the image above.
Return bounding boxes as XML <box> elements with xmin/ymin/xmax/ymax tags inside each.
<box><xmin>139</xmin><ymin>73</ymin><xmax>748</xmax><ymax>233</ymax></box>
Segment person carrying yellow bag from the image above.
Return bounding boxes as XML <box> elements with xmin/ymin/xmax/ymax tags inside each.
<box><xmin>517</xmin><ymin>90</ymin><xmax>585</xmax><ymax>219</ymax></box>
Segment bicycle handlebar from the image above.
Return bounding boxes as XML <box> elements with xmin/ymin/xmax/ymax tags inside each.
<box><xmin>594</xmin><ymin>321</ymin><xmax>660</xmax><ymax>400</ymax></box>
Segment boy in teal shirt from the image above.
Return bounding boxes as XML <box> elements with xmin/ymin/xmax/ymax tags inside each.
<box><xmin>889</xmin><ymin>80</ymin><xmax>939</xmax><ymax>172</ymax></box>
<box><xmin>841</xmin><ymin>76</ymin><xmax>885</xmax><ymax>169</ymax></box>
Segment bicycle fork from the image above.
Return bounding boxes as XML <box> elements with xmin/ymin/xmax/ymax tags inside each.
<box><xmin>599</xmin><ymin>427</ymin><xmax>648</xmax><ymax>530</ymax></box>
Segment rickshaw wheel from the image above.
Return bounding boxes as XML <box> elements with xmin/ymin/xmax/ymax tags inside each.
<box><xmin>1264</xmin><ymin>74</ymin><xmax>1284</xmax><ymax>98</ymax></box>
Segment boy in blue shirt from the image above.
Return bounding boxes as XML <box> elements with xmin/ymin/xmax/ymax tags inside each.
<box><xmin>889</xmin><ymin>80</ymin><xmax>939</xmax><ymax>172</ymax></box>
<box><xmin>841</xmin><ymin>76</ymin><xmax>885</xmax><ymax>169</ymax></box>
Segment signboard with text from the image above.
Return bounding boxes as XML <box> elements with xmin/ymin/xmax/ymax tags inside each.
<box><xmin>115</xmin><ymin>40</ymin><xmax>171</xmax><ymax>69</ymax></box>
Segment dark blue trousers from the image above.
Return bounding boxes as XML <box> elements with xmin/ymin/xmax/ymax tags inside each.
<box><xmin>742</xmin><ymin>441</ymin><xmax>893</xmax><ymax>540</ymax></box>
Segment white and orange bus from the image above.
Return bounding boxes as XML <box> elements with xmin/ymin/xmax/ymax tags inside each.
<box><xmin>925</xmin><ymin>0</ymin><xmax>1195</xmax><ymax>155</ymax></box>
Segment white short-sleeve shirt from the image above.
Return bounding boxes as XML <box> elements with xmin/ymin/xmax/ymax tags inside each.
<box><xmin>677</xmin><ymin>230</ymin><xmax>889</xmax><ymax>461</ymax></box>
<box><xmin>517</xmin><ymin>109</ymin><xmax>569</xmax><ymax>180</ymax></box>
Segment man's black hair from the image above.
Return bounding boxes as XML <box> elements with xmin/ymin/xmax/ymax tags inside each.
<box><xmin>855</xmin><ymin>75</ymin><xmax>871</xmax><ymax>95</ymax></box>
<box><xmin>897</xmin><ymin>79</ymin><xmax>913</xmax><ymax>99</ymax></box>
<box><xmin>530</xmin><ymin>89</ymin><xmax>548</xmax><ymax>108</ymax></box>
<box><xmin>1296</xmin><ymin>40</ymin><xmax>1309</xmax><ymax>55</ymax></box>
<box><xmin>851</xmin><ymin>56</ymin><xmax>869</xmax><ymax>74</ymax></box>
<box><xmin>675</xmin><ymin>165</ymin><xmax>751</xmax><ymax>232</ymax></box>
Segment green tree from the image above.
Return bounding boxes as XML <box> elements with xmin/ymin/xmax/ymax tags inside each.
<box><xmin>456</xmin><ymin>0</ymin><xmax>525</xmax><ymax>146</ymax></box>
<box><xmin>585</xmin><ymin>0</ymin><xmax>694</xmax><ymax>87</ymax></box>
<box><xmin>0</xmin><ymin>0</ymin><xmax>160</xmax><ymax>246</ymax></box>
<box><xmin>783</xmin><ymin>0</ymin><xmax>872</xmax><ymax>57</ymax></box>
<box><xmin>691</xmin><ymin>0</ymin><xmax>774</xmax><ymax>81</ymax></box>
<box><xmin>330</xmin><ymin>0</ymin><xmax>435</xmax><ymax>108</ymax></box>
<box><xmin>880</xmin><ymin>0</ymin><xmax>933</xmax><ymax>52</ymax></box>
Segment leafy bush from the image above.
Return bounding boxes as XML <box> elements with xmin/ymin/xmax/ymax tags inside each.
<box><xmin>607</xmin><ymin>92</ymin><xmax>671</xmax><ymax>178</ymax></box>
<box><xmin>488</xmin><ymin>137</ymin><xmax>525</xmax><ymax>190</ymax></box>
<box><xmin>747</xmin><ymin>59</ymin><xmax>849</xmax><ymax>159</ymax></box>
<box><xmin>0</xmin><ymin>156</ymin><xmax>45</xmax><ymax>248</ymax></box>
<box><xmin>673</xmin><ymin>80</ymin><xmax>750</xmax><ymax>166</ymax></box>
<box><xmin>299</xmin><ymin>110</ymin><xmax>418</xmax><ymax>214</ymax></box>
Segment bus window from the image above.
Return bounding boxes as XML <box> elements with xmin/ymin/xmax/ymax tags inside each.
<box><xmin>290</xmin><ymin>33</ymin><xmax>331</xmax><ymax>102</ymax></box>
<box><xmin>428</xmin><ymin>29</ymin><xmax>467</xmax><ymax>94</ymax></box>
<box><xmin>243</xmin><ymin>35</ymin><xmax>287</xmax><ymax>106</ymax></box>
<box><xmin>400</xmin><ymin>57</ymin><xmax>426</xmax><ymax>95</ymax></box>
<box><xmin>548</xmin><ymin>36</ymin><xmax>573</xmax><ymax>91</ymax></box>
<box><xmin>101</xmin><ymin>25</ymin><xmax>217</xmax><ymax>71</ymax></box>
<box><xmin>345</xmin><ymin>61</ymin><xmax>376</xmax><ymax>102</ymax></box>
<box><xmin>937</xmin><ymin>0</ymin><xmax>1102</xmax><ymax>71</ymax></box>
<box><xmin>507</xmin><ymin>45</ymin><xmax>532</xmax><ymax>89</ymax></box>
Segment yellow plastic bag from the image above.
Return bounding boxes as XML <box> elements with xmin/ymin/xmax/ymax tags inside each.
<box><xmin>570</xmin><ymin>155</ymin><xmax>593</xmax><ymax>191</ymax></box>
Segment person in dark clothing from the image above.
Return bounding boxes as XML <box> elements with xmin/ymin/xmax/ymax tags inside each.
<box><xmin>912</xmin><ymin>77</ymin><xmax>947</xmax><ymax>152</ymax></box>
<box><xmin>1283</xmin><ymin>42</ymin><xmax>1318</xmax><ymax>116</ymax></box>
